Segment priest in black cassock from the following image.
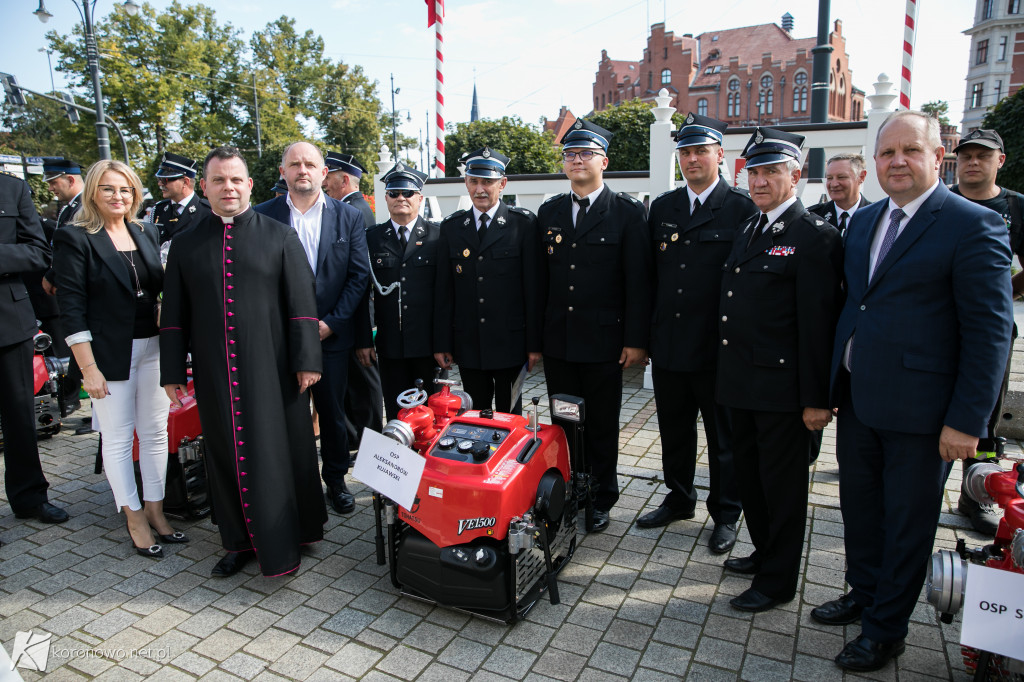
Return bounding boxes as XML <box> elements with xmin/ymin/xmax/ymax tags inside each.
<box><xmin>160</xmin><ymin>146</ymin><xmax>327</xmax><ymax>578</ymax></box>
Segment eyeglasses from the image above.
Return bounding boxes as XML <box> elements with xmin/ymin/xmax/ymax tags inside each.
<box><xmin>98</xmin><ymin>185</ymin><xmax>135</xmax><ymax>199</ymax></box>
<box><xmin>562</xmin><ymin>150</ymin><xmax>604</xmax><ymax>161</ymax></box>
<box><xmin>386</xmin><ymin>190</ymin><xmax>418</xmax><ymax>199</ymax></box>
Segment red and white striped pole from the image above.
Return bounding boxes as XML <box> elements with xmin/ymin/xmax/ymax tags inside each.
<box><xmin>900</xmin><ymin>0</ymin><xmax>917</xmax><ymax>110</ymax></box>
<box><xmin>428</xmin><ymin>0</ymin><xmax>446</xmax><ymax>176</ymax></box>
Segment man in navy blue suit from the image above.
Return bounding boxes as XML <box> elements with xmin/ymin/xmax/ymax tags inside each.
<box><xmin>255</xmin><ymin>142</ymin><xmax>369</xmax><ymax>514</ymax></box>
<box><xmin>811</xmin><ymin>111</ymin><xmax>1013</xmax><ymax>672</ymax></box>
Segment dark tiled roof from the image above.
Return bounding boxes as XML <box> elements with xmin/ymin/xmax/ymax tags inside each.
<box><xmin>691</xmin><ymin>23</ymin><xmax>815</xmax><ymax>88</ymax></box>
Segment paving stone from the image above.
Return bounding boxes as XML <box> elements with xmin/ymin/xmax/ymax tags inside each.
<box><xmin>321</xmin><ymin>606</ymin><xmax>376</xmax><ymax>637</ymax></box>
<box><xmin>192</xmin><ymin>628</ymin><xmax>249</xmax><ymax>662</ymax></box>
<box><xmin>225</xmin><ymin>607</ymin><xmax>280</xmax><ymax>638</ymax></box>
<box><xmin>374</xmin><ymin>644</ymin><xmax>433</xmax><ymax>680</ymax></box>
<box><xmin>242</xmin><ymin>628</ymin><xmax>301</xmax><ymax>662</ymax></box>
<box><xmin>694</xmin><ymin>636</ymin><xmax>745</xmax><ymax>670</ymax></box>
<box><xmin>368</xmin><ymin>606</ymin><xmax>422</xmax><ymax>638</ymax></box>
<box><xmin>603</xmin><ymin>618</ymin><xmax>654</xmax><ymax>650</ymax></box>
<box><xmin>267</xmin><ymin>645</ymin><xmax>329</xmax><ymax>679</ymax></box>
<box><xmin>588</xmin><ymin>642</ymin><xmax>641</xmax><ymax>677</ymax></box>
<box><xmin>169</xmin><ymin>651</ymin><xmax>217</xmax><ymax>677</ymax></box>
<box><xmin>531</xmin><ymin>648</ymin><xmax>588</xmax><ymax>681</ymax></box>
<box><xmin>415</xmin><ymin>662</ymin><xmax>471</xmax><ymax>682</ymax></box>
<box><xmin>274</xmin><ymin>605</ymin><xmax>329</xmax><ymax>637</ymax></box>
<box><xmin>740</xmin><ymin>654</ymin><xmax>794</xmax><ymax>681</ymax></box>
<box><xmin>220</xmin><ymin>652</ymin><xmax>269</xmax><ymax>679</ymax></box>
<box><xmin>403</xmin><ymin>622</ymin><xmax>457</xmax><ymax>654</ymax></box>
<box><xmin>639</xmin><ymin>641</ymin><xmax>693</xmax><ymax>674</ymax></box>
<box><xmin>323</xmin><ymin>641</ymin><xmax>383</xmax><ymax>677</ymax></box>
<box><xmin>178</xmin><ymin>606</ymin><xmax>234</xmax><ymax>638</ymax></box>
<box><xmin>437</xmin><ymin>636</ymin><xmax>492</xmax><ymax>672</ymax></box>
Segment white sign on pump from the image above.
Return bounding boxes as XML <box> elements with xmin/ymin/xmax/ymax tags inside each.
<box><xmin>351</xmin><ymin>428</ymin><xmax>426</xmax><ymax>510</ymax></box>
<box><xmin>960</xmin><ymin>564</ymin><xmax>1024</xmax><ymax>661</ymax></box>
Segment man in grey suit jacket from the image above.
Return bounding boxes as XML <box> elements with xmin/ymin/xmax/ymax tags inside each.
<box><xmin>254</xmin><ymin>143</ymin><xmax>369</xmax><ymax>515</ymax></box>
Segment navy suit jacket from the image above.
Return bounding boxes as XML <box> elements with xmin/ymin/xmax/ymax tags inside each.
<box><xmin>830</xmin><ymin>182</ymin><xmax>1013</xmax><ymax>437</ymax></box>
<box><xmin>255</xmin><ymin>194</ymin><xmax>369</xmax><ymax>353</ymax></box>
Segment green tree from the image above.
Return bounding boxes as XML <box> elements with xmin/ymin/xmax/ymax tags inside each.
<box><xmin>443</xmin><ymin>116</ymin><xmax>562</xmax><ymax>177</ymax></box>
<box><xmin>921</xmin><ymin>100</ymin><xmax>951</xmax><ymax>127</ymax></box>
<box><xmin>0</xmin><ymin>96</ymin><xmax>101</xmax><ymax>167</ymax></box>
<box><xmin>588</xmin><ymin>99</ymin><xmax>685</xmax><ymax>172</ymax></box>
<box><xmin>316</xmin><ymin>61</ymin><xmax>385</xmax><ymax>195</ymax></box>
<box><xmin>983</xmin><ymin>90</ymin><xmax>1024</xmax><ymax>194</ymax></box>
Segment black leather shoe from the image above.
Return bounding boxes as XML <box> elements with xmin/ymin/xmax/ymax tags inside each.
<box><xmin>723</xmin><ymin>555</ymin><xmax>760</xmax><ymax>575</ymax></box>
<box><xmin>636</xmin><ymin>504</ymin><xmax>695</xmax><ymax>528</ymax></box>
<box><xmin>326</xmin><ymin>482</ymin><xmax>355</xmax><ymax>514</ymax></box>
<box><xmin>958</xmin><ymin>489</ymin><xmax>1000</xmax><ymax>536</ymax></box>
<box><xmin>590</xmin><ymin>510</ymin><xmax>610</xmax><ymax>532</ymax></box>
<box><xmin>15</xmin><ymin>502</ymin><xmax>69</xmax><ymax>524</ymax></box>
<box><xmin>133</xmin><ymin>542</ymin><xmax>164</xmax><ymax>559</ymax></box>
<box><xmin>211</xmin><ymin>550</ymin><xmax>254</xmax><ymax>577</ymax></box>
<box><xmin>811</xmin><ymin>593</ymin><xmax>864</xmax><ymax>625</ymax></box>
<box><xmin>709</xmin><ymin>523</ymin><xmax>738</xmax><ymax>554</ymax></box>
<box><xmin>730</xmin><ymin>588</ymin><xmax>788</xmax><ymax>613</ymax></box>
<box><xmin>156</xmin><ymin>531</ymin><xmax>190</xmax><ymax>544</ymax></box>
<box><xmin>835</xmin><ymin>635</ymin><xmax>905</xmax><ymax>672</ymax></box>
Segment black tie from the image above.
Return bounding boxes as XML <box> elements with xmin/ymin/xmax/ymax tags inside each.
<box><xmin>839</xmin><ymin>211</ymin><xmax>849</xmax><ymax>238</ymax></box>
<box><xmin>748</xmin><ymin>213</ymin><xmax>769</xmax><ymax>247</ymax></box>
<box><xmin>478</xmin><ymin>213</ymin><xmax>489</xmax><ymax>241</ymax></box>
<box><xmin>692</xmin><ymin>197</ymin><xmax>701</xmax><ymax>216</ymax></box>
<box><xmin>400</xmin><ymin>225</ymin><xmax>409</xmax><ymax>251</ymax></box>
<box><xmin>573</xmin><ymin>195</ymin><xmax>589</xmax><ymax>227</ymax></box>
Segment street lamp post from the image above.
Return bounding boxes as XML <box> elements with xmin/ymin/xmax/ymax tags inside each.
<box><xmin>390</xmin><ymin>73</ymin><xmax>399</xmax><ymax>157</ymax></box>
<box><xmin>38</xmin><ymin>47</ymin><xmax>56</xmax><ymax>93</ymax></box>
<box><xmin>33</xmin><ymin>0</ymin><xmax>139</xmax><ymax>161</ymax></box>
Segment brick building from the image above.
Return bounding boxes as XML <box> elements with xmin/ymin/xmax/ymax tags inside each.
<box><xmin>593</xmin><ymin>17</ymin><xmax>864</xmax><ymax>125</ymax></box>
<box><xmin>962</xmin><ymin>0</ymin><xmax>1024</xmax><ymax>134</ymax></box>
<box><xmin>542</xmin><ymin>106</ymin><xmax>578</xmax><ymax>143</ymax></box>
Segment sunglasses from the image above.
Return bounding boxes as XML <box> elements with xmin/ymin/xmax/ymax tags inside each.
<box><xmin>386</xmin><ymin>190</ymin><xmax>418</xmax><ymax>198</ymax></box>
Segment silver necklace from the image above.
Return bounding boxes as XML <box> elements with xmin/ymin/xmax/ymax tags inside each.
<box><xmin>117</xmin><ymin>247</ymin><xmax>144</xmax><ymax>298</ymax></box>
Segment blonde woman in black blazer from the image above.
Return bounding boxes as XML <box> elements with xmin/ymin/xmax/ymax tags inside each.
<box><xmin>54</xmin><ymin>160</ymin><xmax>186</xmax><ymax>558</ymax></box>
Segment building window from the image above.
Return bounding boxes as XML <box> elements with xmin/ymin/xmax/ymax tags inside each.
<box><xmin>983</xmin><ymin>0</ymin><xmax>994</xmax><ymax>19</ymax></box>
<box><xmin>977</xmin><ymin>39</ymin><xmax>989</xmax><ymax>65</ymax></box>
<box><xmin>648</xmin><ymin>72</ymin><xmax>653</xmax><ymax>89</ymax></box>
<box><xmin>1000</xmin><ymin>36</ymin><xmax>1008</xmax><ymax>60</ymax></box>
<box><xmin>727</xmin><ymin>80</ymin><xmax>741</xmax><ymax>117</ymax></box>
<box><xmin>996</xmin><ymin>79</ymin><xmax>1003</xmax><ymax>103</ymax></box>
<box><xmin>760</xmin><ymin>74</ymin><xmax>773</xmax><ymax>90</ymax></box>
<box><xmin>664</xmin><ymin>47</ymin><xmax>668</xmax><ymax>59</ymax></box>
<box><xmin>972</xmin><ymin>82</ymin><xmax>985</xmax><ymax>108</ymax></box>
<box><xmin>793</xmin><ymin>86</ymin><xmax>807</xmax><ymax>113</ymax></box>
<box><xmin>601</xmin><ymin>94</ymin><xmax>605</xmax><ymax>108</ymax></box>
<box><xmin>760</xmin><ymin>89</ymin><xmax>774</xmax><ymax>115</ymax></box>
<box><xmin>661</xmin><ymin>69</ymin><xmax>672</xmax><ymax>85</ymax></box>
<box><xmin>1010</xmin><ymin>0</ymin><xmax>1021</xmax><ymax>13</ymax></box>
<box><xmin>595</xmin><ymin>97</ymin><xmax>599</xmax><ymax>110</ymax></box>
<box><xmin>697</xmin><ymin>98</ymin><xmax>708</xmax><ymax>116</ymax></box>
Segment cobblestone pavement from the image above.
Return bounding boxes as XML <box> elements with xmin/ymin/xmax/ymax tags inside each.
<box><xmin>2</xmin><ymin>350</ymin><xmax>1019</xmax><ymax>681</ymax></box>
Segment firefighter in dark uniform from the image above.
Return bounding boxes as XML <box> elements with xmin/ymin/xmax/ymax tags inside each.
<box><xmin>717</xmin><ymin>128</ymin><xmax>843</xmax><ymax>612</ymax></box>
<box><xmin>434</xmin><ymin>148</ymin><xmax>541</xmax><ymax>414</ymax></box>
<box><xmin>538</xmin><ymin>119</ymin><xmax>652</xmax><ymax>532</ymax></box>
<box><xmin>356</xmin><ymin>164</ymin><xmax>441</xmax><ymax>422</ymax></box>
<box><xmin>325</xmin><ymin>151</ymin><xmax>384</xmax><ymax>448</ymax></box>
<box><xmin>324</xmin><ymin>151</ymin><xmax>375</xmax><ymax>226</ymax></box>
<box><xmin>0</xmin><ymin>170</ymin><xmax>70</xmax><ymax>536</ymax></box>
<box><xmin>152</xmin><ymin>152</ymin><xmax>211</xmax><ymax>244</ymax></box>
<box><xmin>39</xmin><ymin>158</ymin><xmax>85</xmax><ymax>415</ymax></box>
<box><xmin>272</xmin><ymin>176</ymin><xmax>288</xmax><ymax>197</ymax></box>
<box><xmin>638</xmin><ymin>114</ymin><xmax>755</xmax><ymax>556</ymax></box>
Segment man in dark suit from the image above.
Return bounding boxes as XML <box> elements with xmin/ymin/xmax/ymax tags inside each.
<box><xmin>638</xmin><ymin>114</ymin><xmax>755</xmax><ymax>556</ymax></box>
<box><xmin>717</xmin><ymin>128</ymin><xmax>843</xmax><ymax>613</ymax></box>
<box><xmin>323</xmin><ymin>151</ymin><xmax>384</xmax><ymax>451</ymax></box>
<box><xmin>538</xmin><ymin>119</ymin><xmax>652</xmax><ymax>532</ymax></box>
<box><xmin>254</xmin><ymin>142</ymin><xmax>369</xmax><ymax>515</ymax></box>
<box><xmin>811</xmin><ymin>111</ymin><xmax>1013</xmax><ymax>672</ymax></box>
<box><xmin>0</xmin><ymin>170</ymin><xmax>70</xmax><ymax>532</ymax></box>
<box><xmin>807</xmin><ymin>153</ymin><xmax>871</xmax><ymax>239</ymax></box>
<box><xmin>152</xmin><ymin>153</ymin><xmax>212</xmax><ymax>244</ymax></box>
<box><xmin>434</xmin><ymin>148</ymin><xmax>541</xmax><ymax>414</ymax></box>
<box><xmin>357</xmin><ymin>164</ymin><xmax>441</xmax><ymax>421</ymax></box>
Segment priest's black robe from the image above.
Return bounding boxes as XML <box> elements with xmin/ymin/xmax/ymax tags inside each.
<box><xmin>159</xmin><ymin>208</ymin><xmax>326</xmax><ymax>577</ymax></box>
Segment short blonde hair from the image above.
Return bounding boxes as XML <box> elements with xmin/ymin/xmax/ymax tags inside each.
<box><xmin>74</xmin><ymin>160</ymin><xmax>145</xmax><ymax>234</ymax></box>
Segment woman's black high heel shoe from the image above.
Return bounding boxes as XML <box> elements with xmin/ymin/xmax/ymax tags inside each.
<box><xmin>155</xmin><ymin>530</ymin><xmax>189</xmax><ymax>544</ymax></box>
<box><xmin>127</xmin><ymin>522</ymin><xmax>163</xmax><ymax>558</ymax></box>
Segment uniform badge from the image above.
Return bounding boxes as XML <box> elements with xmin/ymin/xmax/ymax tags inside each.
<box><xmin>462</xmin><ymin>248</ymin><xmax>470</xmax><ymax>257</ymax></box>
<box><xmin>496</xmin><ymin>216</ymin><xmax>505</xmax><ymax>225</ymax></box>
<box><xmin>574</xmin><ymin>120</ymin><xmax>583</xmax><ymax>129</ymax></box>
<box><xmin>455</xmin><ymin>264</ymin><xmax>463</xmax><ymax>273</ymax></box>
<box><xmin>659</xmin><ymin>242</ymin><xmax>667</xmax><ymax>251</ymax></box>
<box><xmin>415</xmin><ymin>241</ymin><xmax>423</xmax><ymax>246</ymax></box>
<box><xmin>463</xmin><ymin>216</ymin><xmax>471</xmax><ymax>226</ymax></box>
<box><xmin>814</xmin><ymin>219</ymin><xmax>824</xmax><ymax>226</ymax></box>
<box><xmin>188</xmin><ymin>205</ymin><xmax>196</xmax><ymax>214</ymax></box>
<box><xmin>824</xmin><ymin>212</ymin><xmax>833</xmax><ymax>222</ymax></box>
<box><xmin>547</xmin><ymin>246</ymin><xmax>554</xmax><ymax>255</ymax></box>
<box><xmin>754</xmin><ymin>129</ymin><xmax>764</xmax><ymax>144</ymax></box>
<box><xmin>482</xmin><ymin>148</ymin><xmax>491</xmax><ymax>158</ymax></box>
<box><xmin>670</xmin><ymin>233</ymin><xmax>679</xmax><ymax>242</ymax></box>
<box><xmin>685</xmin><ymin>113</ymin><xmax>694</xmax><ymax>124</ymax></box>
<box><xmin>767</xmin><ymin>245</ymin><xmax>795</xmax><ymax>256</ymax></box>
<box><xmin>772</xmin><ymin>222</ymin><xmax>784</xmax><ymax>234</ymax></box>
<box><xmin>376</xmin><ymin>258</ymin><xmax>383</xmax><ymax>264</ymax></box>
<box><xmin>555</xmin><ymin>234</ymin><xmax>562</xmax><ymax>244</ymax></box>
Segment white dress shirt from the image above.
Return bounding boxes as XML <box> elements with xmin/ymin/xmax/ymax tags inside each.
<box><xmin>571</xmin><ymin>185</ymin><xmax>605</xmax><ymax>226</ymax></box>
<box><xmin>686</xmin><ymin>176</ymin><xmax>719</xmax><ymax>214</ymax></box>
<box><xmin>287</xmin><ymin>191</ymin><xmax>326</xmax><ymax>274</ymax></box>
<box><xmin>472</xmin><ymin>204</ymin><xmax>499</xmax><ymax>232</ymax></box>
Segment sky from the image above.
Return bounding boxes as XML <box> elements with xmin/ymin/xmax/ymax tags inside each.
<box><xmin>1</xmin><ymin>0</ymin><xmax>975</xmax><ymax>159</ymax></box>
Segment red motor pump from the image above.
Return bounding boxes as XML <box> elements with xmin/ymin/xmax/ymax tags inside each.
<box><xmin>0</xmin><ymin>330</ymin><xmax>64</xmax><ymax>446</ymax></box>
<box><xmin>926</xmin><ymin>459</ymin><xmax>1024</xmax><ymax>680</ymax></box>
<box><xmin>371</xmin><ymin>376</ymin><xmax>591</xmax><ymax>623</ymax></box>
